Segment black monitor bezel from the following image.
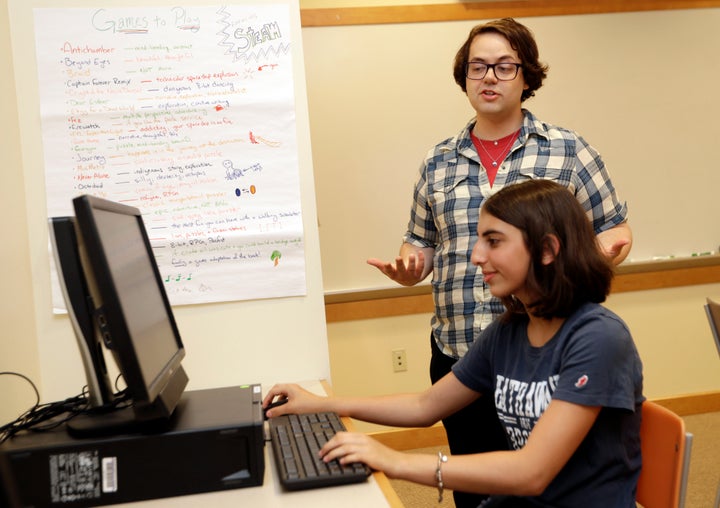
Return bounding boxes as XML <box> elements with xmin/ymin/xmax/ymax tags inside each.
<box><xmin>48</xmin><ymin>216</ymin><xmax>115</xmax><ymax>408</ymax></box>
<box><xmin>71</xmin><ymin>194</ymin><xmax>186</xmax><ymax>411</ymax></box>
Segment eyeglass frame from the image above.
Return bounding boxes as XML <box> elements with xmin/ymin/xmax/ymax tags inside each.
<box><xmin>465</xmin><ymin>62</ymin><xmax>523</xmax><ymax>81</ymax></box>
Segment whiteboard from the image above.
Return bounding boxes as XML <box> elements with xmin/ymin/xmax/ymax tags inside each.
<box><xmin>302</xmin><ymin>9</ymin><xmax>720</xmax><ymax>294</ymax></box>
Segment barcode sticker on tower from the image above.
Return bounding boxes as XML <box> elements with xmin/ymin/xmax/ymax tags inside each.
<box><xmin>102</xmin><ymin>457</ymin><xmax>118</xmax><ymax>493</ymax></box>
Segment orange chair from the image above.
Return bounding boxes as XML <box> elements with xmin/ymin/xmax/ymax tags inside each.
<box><xmin>635</xmin><ymin>400</ymin><xmax>692</xmax><ymax>508</ymax></box>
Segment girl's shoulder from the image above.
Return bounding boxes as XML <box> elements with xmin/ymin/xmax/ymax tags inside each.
<box><xmin>559</xmin><ymin>303</ymin><xmax>636</xmax><ymax>355</ymax></box>
<box><xmin>566</xmin><ymin>303</ymin><xmax>628</xmax><ymax>332</ymax></box>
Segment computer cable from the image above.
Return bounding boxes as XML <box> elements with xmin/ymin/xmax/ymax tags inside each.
<box><xmin>0</xmin><ymin>371</ymin><xmax>131</xmax><ymax>444</ymax></box>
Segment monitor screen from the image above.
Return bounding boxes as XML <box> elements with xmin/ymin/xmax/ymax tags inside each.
<box><xmin>59</xmin><ymin>195</ymin><xmax>188</xmax><ymax>437</ymax></box>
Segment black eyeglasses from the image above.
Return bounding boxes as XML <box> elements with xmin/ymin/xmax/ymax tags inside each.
<box><xmin>465</xmin><ymin>62</ymin><xmax>522</xmax><ymax>81</ymax></box>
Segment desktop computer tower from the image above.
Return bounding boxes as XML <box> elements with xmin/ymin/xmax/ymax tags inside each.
<box><xmin>0</xmin><ymin>385</ymin><xmax>265</xmax><ymax>507</ymax></box>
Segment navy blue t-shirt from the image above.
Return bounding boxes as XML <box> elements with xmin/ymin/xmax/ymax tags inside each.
<box><xmin>453</xmin><ymin>302</ymin><xmax>644</xmax><ymax>508</ymax></box>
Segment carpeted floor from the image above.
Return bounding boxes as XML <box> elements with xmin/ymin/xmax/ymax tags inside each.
<box><xmin>389</xmin><ymin>444</ymin><xmax>454</xmax><ymax>508</ymax></box>
<box><xmin>390</xmin><ymin>412</ymin><xmax>720</xmax><ymax>508</ymax></box>
<box><xmin>682</xmin><ymin>412</ymin><xmax>720</xmax><ymax>508</ymax></box>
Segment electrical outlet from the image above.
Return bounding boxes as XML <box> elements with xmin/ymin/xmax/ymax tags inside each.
<box><xmin>392</xmin><ymin>349</ymin><xmax>407</xmax><ymax>372</ymax></box>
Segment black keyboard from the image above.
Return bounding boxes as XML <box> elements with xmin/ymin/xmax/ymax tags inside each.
<box><xmin>268</xmin><ymin>412</ymin><xmax>371</xmax><ymax>490</ymax></box>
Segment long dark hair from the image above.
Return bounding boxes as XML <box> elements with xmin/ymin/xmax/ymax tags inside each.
<box><xmin>453</xmin><ymin>18</ymin><xmax>548</xmax><ymax>101</ymax></box>
<box><xmin>481</xmin><ymin>179</ymin><xmax>614</xmax><ymax>319</ymax></box>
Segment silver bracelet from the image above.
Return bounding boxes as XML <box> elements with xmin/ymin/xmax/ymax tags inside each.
<box><xmin>436</xmin><ymin>451</ymin><xmax>448</xmax><ymax>503</ymax></box>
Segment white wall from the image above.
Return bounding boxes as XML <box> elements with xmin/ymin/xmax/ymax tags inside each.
<box><xmin>0</xmin><ymin>0</ymin><xmax>41</xmax><ymax>425</ymax></box>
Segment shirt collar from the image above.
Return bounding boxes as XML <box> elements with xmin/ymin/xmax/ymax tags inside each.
<box><xmin>459</xmin><ymin>109</ymin><xmax>550</xmax><ymax>144</ymax></box>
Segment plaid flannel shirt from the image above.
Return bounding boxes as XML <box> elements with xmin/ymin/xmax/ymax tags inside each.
<box><xmin>404</xmin><ymin>109</ymin><xmax>628</xmax><ymax>359</ymax></box>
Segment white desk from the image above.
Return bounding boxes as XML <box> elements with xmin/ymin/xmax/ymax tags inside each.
<box><xmin>113</xmin><ymin>380</ymin><xmax>403</xmax><ymax>507</ymax></box>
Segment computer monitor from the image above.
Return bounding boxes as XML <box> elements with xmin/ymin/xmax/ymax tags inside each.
<box><xmin>49</xmin><ymin>216</ymin><xmax>115</xmax><ymax>409</ymax></box>
<box><xmin>50</xmin><ymin>195</ymin><xmax>188</xmax><ymax>437</ymax></box>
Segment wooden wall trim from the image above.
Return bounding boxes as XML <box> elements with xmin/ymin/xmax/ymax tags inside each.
<box><xmin>651</xmin><ymin>390</ymin><xmax>720</xmax><ymax>416</ymax></box>
<box><xmin>369</xmin><ymin>390</ymin><xmax>720</xmax><ymax>450</ymax></box>
<box><xmin>326</xmin><ymin>292</ymin><xmax>433</xmax><ymax>323</ymax></box>
<box><xmin>325</xmin><ymin>256</ymin><xmax>720</xmax><ymax>322</ymax></box>
<box><xmin>300</xmin><ymin>1</ymin><xmax>720</xmax><ymax>27</ymax></box>
<box><xmin>369</xmin><ymin>423</ymin><xmax>449</xmax><ymax>451</ymax></box>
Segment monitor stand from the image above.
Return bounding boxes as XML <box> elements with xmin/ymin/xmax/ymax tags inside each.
<box><xmin>67</xmin><ymin>365</ymin><xmax>188</xmax><ymax>438</ymax></box>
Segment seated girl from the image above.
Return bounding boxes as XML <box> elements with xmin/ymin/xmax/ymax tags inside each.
<box><xmin>264</xmin><ymin>179</ymin><xmax>644</xmax><ymax>507</ymax></box>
